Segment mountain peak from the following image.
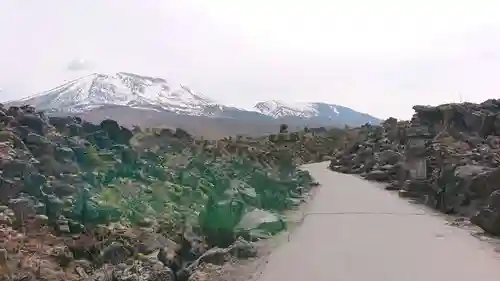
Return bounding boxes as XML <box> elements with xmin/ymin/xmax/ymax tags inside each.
<box><xmin>254</xmin><ymin>100</ymin><xmax>339</xmax><ymax>119</ymax></box>
<box><xmin>254</xmin><ymin>100</ymin><xmax>379</xmax><ymax>125</ymax></box>
<box><xmin>8</xmin><ymin>71</ymin><xmax>381</xmax><ymax>128</ymax></box>
<box><xmin>16</xmin><ymin>72</ymin><xmax>216</xmax><ymax>115</ymax></box>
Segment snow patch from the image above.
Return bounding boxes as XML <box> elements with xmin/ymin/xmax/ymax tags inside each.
<box><xmin>254</xmin><ymin>100</ymin><xmax>342</xmax><ymax>119</ymax></box>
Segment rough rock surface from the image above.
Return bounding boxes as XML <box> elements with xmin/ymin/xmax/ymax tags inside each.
<box><xmin>0</xmin><ymin>103</ymin><xmax>327</xmax><ymax>280</ymax></box>
<box><xmin>329</xmin><ymin>99</ymin><xmax>500</xmax><ymax>236</ymax></box>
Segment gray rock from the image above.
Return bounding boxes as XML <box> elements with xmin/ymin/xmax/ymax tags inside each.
<box><xmin>101</xmin><ymin>242</ymin><xmax>132</xmax><ymax>265</ymax></box>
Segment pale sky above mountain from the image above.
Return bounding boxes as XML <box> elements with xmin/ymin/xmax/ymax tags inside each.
<box><xmin>1</xmin><ymin>0</ymin><xmax>500</xmax><ymax>119</ymax></box>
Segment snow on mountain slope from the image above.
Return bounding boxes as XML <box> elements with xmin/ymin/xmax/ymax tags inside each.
<box><xmin>8</xmin><ymin>72</ymin><xmax>381</xmax><ymax>127</ymax></box>
<box><xmin>254</xmin><ymin>100</ymin><xmax>335</xmax><ymax>118</ymax></box>
<box><xmin>254</xmin><ymin>100</ymin><xmax>381</xmax><ymax>125</ymax></box>
<box><xmin>16</xmin><ymin>72</ymin><xmax>220</xmax><ymax>116</ymax></box>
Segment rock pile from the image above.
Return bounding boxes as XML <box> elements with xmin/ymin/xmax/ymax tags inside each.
<box><xmin>0</xmin><ymin>104</ymin><xmax>319</xmax><ymax>281</ymax></box>
<box><xmin>329</xmin><ymin>100</ymin><xmax>500</xmax><ymax>235</ymax></box>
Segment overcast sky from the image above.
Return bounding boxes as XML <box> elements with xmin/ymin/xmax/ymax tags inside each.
<box><xmin>1</xmin><ymin>1</ymin><xmax>500</xmax><ymax>119</ymax></box>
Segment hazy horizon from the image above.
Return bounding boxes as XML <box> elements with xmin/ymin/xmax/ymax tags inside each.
<box><xmin>2</xmin><ymin>1</ymin><xmax>500</xmax><ymax>119</ymax></box>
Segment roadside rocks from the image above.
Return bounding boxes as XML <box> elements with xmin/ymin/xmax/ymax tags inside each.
<box><xmin>0</xmin><ymin>104</ymin><xmax>322</xmax><ymax>281</ymax></box>
<box><xmin>89</xmin><ymin>259</ymin><xmax>176</xmax><ymax>281</ymax></box>
<box><xmin>364</xmin><ymin>166</ymin><xmax>396</xmax><ymax>182</ymax></box>
<box><xmin>85</xmin><ymin>238</ymin><xmax>257</xmax><ymax>281</ymax></box>
<box><xmin>330</xmin><ymin>99</ymin><xmax>500</xmax><ymax>236</ymax></box>
<box><xmin>471</xmin><ymin>190</ymin><xmax>500</xmax><ymax>235</ymax></box>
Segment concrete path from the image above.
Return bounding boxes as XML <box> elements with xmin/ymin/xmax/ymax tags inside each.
<box><xmin>257</xmin><ymin>162</ymin><xmax>500</xmax><ymax>281</ymax></box>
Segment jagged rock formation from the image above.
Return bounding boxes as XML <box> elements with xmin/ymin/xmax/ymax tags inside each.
<box><xmin>0</xmin><ymin>103</ymin><xmax>326</xmax><ymax>281</ymax></box>
<box><xmin>329</xmin><ymin>99</ymin><xmax>500</xmax><ymax>236</ymax></box>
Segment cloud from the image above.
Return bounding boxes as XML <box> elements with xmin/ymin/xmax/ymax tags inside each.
<box><xmin>66</xmin><ymin>58</ymin><xmax>93</xmax><ymax>71</ymax></box>
<box><xmin>2</xmin><ymin>0</ymin><xmax>500</xmax><ymax>119</ymax></box>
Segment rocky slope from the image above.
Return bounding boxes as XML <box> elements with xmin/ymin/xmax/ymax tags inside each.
<box><xmin>6</xmin><ymin>72</ymin><xmax>380</xmax><ymax>131</ymax></box>
<box><xmin>0</xmin><ymin>103</ymin><xmax>335</xmax><ymax>281</ymax></box>
<box><xmin>329</xmin><ymin>99</ymin><xmax>500</xmax><ymax>236</ymax></box>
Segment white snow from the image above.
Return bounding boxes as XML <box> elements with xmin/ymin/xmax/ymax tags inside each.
<box><xmin>254</xmin><ymin>100</ymin><xmax>342</xmax><ymax>119</ymax></box>
<box><xmin>18</xmin><ymin>72</ymin><xmax>219</xmax><ymax>116</ymax></box>
<box><xmin>254</xmin><ymin>100</ymin><xmax>317</xmax><ymax>118</ymax></box>
<box><xmin>330</xmin><ymin>105</ymin><xmax>340</xmax><ymax>115</ymax></box>
<box><xmin>11</xmin><ymin>72</ymin><xmax>365</xmax><ymax>122</ymax></box>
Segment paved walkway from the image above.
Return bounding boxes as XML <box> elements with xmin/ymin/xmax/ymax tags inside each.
<box><xmin>257</xmin><ymin>162</ymin><xmax>500</xmax><ymax>281</ymax></box>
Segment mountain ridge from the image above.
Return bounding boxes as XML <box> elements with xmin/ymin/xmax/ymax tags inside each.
<box><xmin>253</xmin><ymin>100</ymin><xmax>380</xmax><ymax>126</ymax></box>
<box><xmin>13</xmin><ymin>72</ymin><xmax>221</xmax><ymax>116</ymax></box>
<box><xmin>6</xmin><ymin>71</ymin><xmax>382</xmax><ymax>136</ymax></box>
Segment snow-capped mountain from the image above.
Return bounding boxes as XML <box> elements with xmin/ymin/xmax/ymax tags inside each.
<box><xmin>8</xmin><ymin>71</ymin><xmax>381</xmax><ymax>129</ymax></box>
<box><xmin>14</xmin><ymin>72</ymin><xmax>223</xmax><ymax>116</ymax></box>
<box><xmin>255</xmin><ymin>100</ymin><xmax>337</xmax><ymax>119</ymax></box>
<box><xmin>254</xmin><ymin>100</ymin><xmax>380</xmax><ymax>125</ymax></box>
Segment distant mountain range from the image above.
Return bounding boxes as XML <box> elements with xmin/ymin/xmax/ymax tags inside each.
<box><xmin>7</xmin><ymin>72</ymin><xmax>381</xmax><ymax>137</ymax></box>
